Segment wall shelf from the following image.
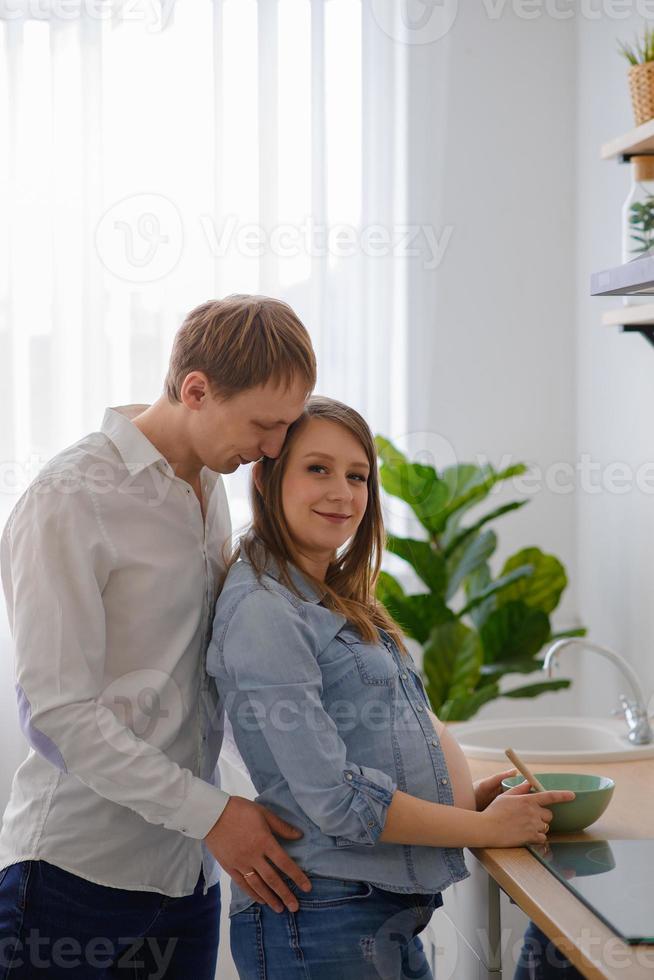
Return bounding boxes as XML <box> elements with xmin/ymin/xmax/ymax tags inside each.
<box><xmin>601</xmin><ymin>120</ymin><xmax>654</xmax><ymax>161</ymax></box>
<box><xmin>602</xmin><ymin>305</ymin><xmax>654</xmax><ymax>345</ymax></box>
<box><xmin>594</xmin><ymin>124</ymin><xmax>654</xmax><ymax>345</ymax></box>
<box><xmin>602</xmin><ymin>304</ymin><xmax>654</xmax><ymax>326</ymax></box>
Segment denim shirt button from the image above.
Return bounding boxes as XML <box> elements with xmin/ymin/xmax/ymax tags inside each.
<box><xmin>345</xmin><ymin>773</ymin><xmax>353</xmax><ymax>781</ymax></box>
<box><xmin>367</xmin><ymin>821</ymin><xmax>376</xmax><ymax>828</ymax></box>
<box><xmin>416</xmin><ymin>704</ymin><xmax>424</xmax><ymax>713</ymax></box>
<box><xmin>400</xmin><ymin>673</ymin><xmax>408</xmax><ymax>680</ymax></box>
<box><xmin>431</xmin><ymin>739</ymin><xmax>438</xmax><ymax>747</ymax></box>
<box><xmin>441</xmin><ymin>778</ymin><xmax>448</xmax><ymax>785</ymax></box>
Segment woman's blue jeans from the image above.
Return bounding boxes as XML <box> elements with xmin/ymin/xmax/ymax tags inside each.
<box><xmin>0</xmin><ymin>860</ymin><xmax>220</xmax><ymax>979</ymax></box>
<box><xmin>230</xmin><ymin>874</ymin><xmax>441</xmax><ymax>980</ymax></box>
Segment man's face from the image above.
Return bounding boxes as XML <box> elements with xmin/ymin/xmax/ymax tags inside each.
<box><xmin>191</xmin><ymin>377</ymin><xmax>309</xmax><ymax>474</ymax></box>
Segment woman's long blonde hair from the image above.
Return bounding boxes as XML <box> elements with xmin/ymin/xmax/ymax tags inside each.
<box><xmin>231</xmin><ymin>395</ymin><xmax>407</xmax><ymax>654</ymax></box>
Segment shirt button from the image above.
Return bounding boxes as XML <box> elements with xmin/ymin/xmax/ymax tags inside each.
<box><xmin>441</xmin><ymin>778</ymin><xmax>449</xmax><ymax>785</ymax></box>
<box><xmin>345</xmin><ymin>773</ymin><xmax>353</xmax><ymax>781</ymax></box>
<box><xmin>367</xmin><ymin>821</ymin><xmax>376</xmax><ymax>828</ymax></box>
<box><xmin>400</xmin><ymin>673</ymin><xmax>408</xmax><ymax>680</ymax></box>
<box><xmin>431</xmin><ymin>739</ymin><xmax>438</xmax><ymax>747</ymax></box>
<box><xmin>416</xmin><ymin>704</ymin><xmax>424</xmax><ymax>712</ymax></box>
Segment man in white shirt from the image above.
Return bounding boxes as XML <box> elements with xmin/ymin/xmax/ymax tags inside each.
<box><xmin>0</xmin><ymin>296</ymin><xmax>316</xmax><ymax>978</ymax></box>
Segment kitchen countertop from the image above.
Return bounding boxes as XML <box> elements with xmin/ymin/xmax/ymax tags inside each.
<box><xmin>466</xmin><ymin>755</ymin><xmax>654</xmax><ymax>979</ymax></box>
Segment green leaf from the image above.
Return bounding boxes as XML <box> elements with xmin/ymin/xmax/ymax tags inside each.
<box><xmin>376</xmin><ymin>570</ymin><xmax>406</xmax><ymax>604</ymax></box>
<box><xmin>379</xmin><ymin>461</ymin><xmax>450</xmax><ymax>534</ymax></box>
<box><xmin>439</xmin><ymin>464</ymin><xmax>485</xmax><ymax>505</ymax></box>
<box><xmin>464</xmin><ymin>562</ymin><xmax>494</xmax><ymax>629</ymax></box>
<box><xmin>423</xmin><ymin>620</ymin><xmax>483</xmax><ymax>712</ymax></box>
<box><xmin>376</xmin><ymin>572</ymin><xmax>452</xmax><ymax>644</ymax></box>
<box><xmin>442</xmin><ymin>500</ymin><xmax>528</xmax><ymax>556</ymax></box>
<box><xmin>446</xmin><ymin>530</ymin><xmax>497</xmax><ymax>601</ymax></box>
<box><xmin>479</xmin><ymin>658</ymin><xmax>545</xmax><ymax>679</ymax></box>
<box><xmin>498</xmin><ymin>548</ymin><xmax>567</xmax><ymax>614</ymax></box>
<box><xmin>480</xmin><ymin>600</ymin><xmax>551</xmax><ymax>663</ymax></box>
<box><xmin>502</xmin><ymin>679</ymin><xmax>571</xmax><ymax>699</ymax></box>
<box><xmin>440</xmin><ymin>682</ymin><xmax>500</xmax><ymax>722</ymax></box>
<box><xmin>375</xmin><ymin>435</ymin><xmax>408</xmax><ymax>468</ymax></box>
<box><xmin>385</xmin><ymin>535</ymin><xmax>447</xmax><ymax>596</ymax></box>
<box><xmin>549</xmin><ymin>627</ymin><xmax>588</xmax><ymax>641</ymax></box>
<box><xmin>458</xmin><ymin>563</ymin><xmax>533</xmax><ymax>617</ymax></box>
<box><xmin>436</xmin><ymin>463</ymin><xmax>528</xmax><ymax>533</ymax></box>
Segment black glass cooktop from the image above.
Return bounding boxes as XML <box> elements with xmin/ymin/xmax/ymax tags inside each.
<box><xmin>528</xmin><ymin>840</ymin><xmax>654</xmax><ymax>945</ymax></box>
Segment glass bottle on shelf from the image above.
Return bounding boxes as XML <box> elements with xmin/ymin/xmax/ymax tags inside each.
<box><xmin>621</xmin><ymin>154</ymin><xmax>654</xmax><ymax>306</ymax></box>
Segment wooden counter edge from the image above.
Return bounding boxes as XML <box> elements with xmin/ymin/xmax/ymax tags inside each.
<box><xmin>462</xmin><ymin>752</ymin><xmax>654</xmax><ymax>977</ymax></box>
<box><xmin>468</xmin><ymin>845</ymin><xmax>654</xmax><ymax>980</ymax></box>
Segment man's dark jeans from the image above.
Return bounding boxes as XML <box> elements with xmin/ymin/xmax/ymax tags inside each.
<box><xmin>514</xmin><ymin>920</ymin><xmax>585</xmax><ymax>979</ymax></box>
<box><xmin>0</xmin><ymin>860</ymin><xmax>220</xmax><ymax>979</ymax></box>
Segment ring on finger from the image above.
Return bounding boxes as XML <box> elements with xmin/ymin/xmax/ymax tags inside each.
<box><xmin>243</xmin><ymin>870</ymin><xmax>258</xmax><ymax>879</ymax></box>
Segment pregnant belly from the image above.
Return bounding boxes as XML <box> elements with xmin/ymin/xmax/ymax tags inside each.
<box><xmin>429</xmin><ymin>711</ymin><xmax>476</xmax><ymax>811</ymax></box>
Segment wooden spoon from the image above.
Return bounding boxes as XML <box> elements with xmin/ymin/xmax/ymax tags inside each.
<box><xmin>505</xmin><ymin>747</ymin><xmax>546</xmax><ymax>793</ymax></box>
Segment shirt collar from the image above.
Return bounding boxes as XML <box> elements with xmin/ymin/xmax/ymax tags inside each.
<box><xmin>241</xmin><ymin>548</ymin><xmax>325</xmax><ymax>604</ymax></box>
<box><xmin>100</xmin><ymin>405</ymin><xmax>168</xmax><ymax>476</ymax></box>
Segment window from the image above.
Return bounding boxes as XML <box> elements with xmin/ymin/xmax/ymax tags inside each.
<box><xmin>0</xmin><ymin>0</ymin><xmax>408</xmax><ymax>534</ymax></box>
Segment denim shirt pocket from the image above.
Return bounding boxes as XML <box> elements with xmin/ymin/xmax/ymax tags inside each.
<box><xmin>335</xmin><ymin>629</ymin><xmax>397</xmax><ymax>686</ymax></box>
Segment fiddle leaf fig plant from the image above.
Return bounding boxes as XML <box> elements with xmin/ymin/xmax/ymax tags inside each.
<box><xmin>375</xmin><ymin>436</ymin><xmax>585</xmax><ymax>721</ymax></box>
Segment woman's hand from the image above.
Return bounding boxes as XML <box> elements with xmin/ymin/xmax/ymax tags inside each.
<box><xmin>476</xmin><ymin>779</ymin><xmax>576</xmax><ymax>848</ymax></box>
<box><xmin>473</xmin><ymin>768</ymin><xmax>518</xmax><ymax>811</ymax></box>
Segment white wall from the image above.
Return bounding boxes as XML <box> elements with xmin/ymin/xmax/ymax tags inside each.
<box><xmin>405</xmin><ymin>4</ymin><xmax>583</xmax><ymax>719</ymax></box>
<box><xmin>576</xmin><ymin>9</ymin><xmax>654</xmax><ymax>719</ymax></box>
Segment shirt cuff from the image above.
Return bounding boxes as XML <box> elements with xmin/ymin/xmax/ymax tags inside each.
<box><xmin>340</xmin><ymin>766</ymin><xmax>396</xmax><ymax>845</ymax></box>
<box><xmin>163</xmin><ymin>776</ymin><xmax>230</xmax><ymax>839</ymax></box>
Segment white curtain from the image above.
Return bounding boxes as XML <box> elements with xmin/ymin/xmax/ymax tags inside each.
<box><xmin>0</xmin><ymin>0</ymin><xmax>411</xmax><ymax>803</ymax></box>
<box><xmin>0</xmin><ymin>0</ymin><xmax>409</xmax><ymax>533</ymax></box>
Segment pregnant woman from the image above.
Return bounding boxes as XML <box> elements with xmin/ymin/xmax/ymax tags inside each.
<box><xmin>206</xmin><ymin>396</ymin><xmax>574</xmax><ymax>980</ymax></box>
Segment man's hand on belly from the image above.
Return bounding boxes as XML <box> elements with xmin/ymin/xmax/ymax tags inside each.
<box><xmin>204</xmin><ymin>796</ymin><xmax>313</xmax><ymax>912</ymax></box>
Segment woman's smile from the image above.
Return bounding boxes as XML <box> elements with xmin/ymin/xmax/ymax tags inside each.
<box><xmin>312</xmin><ymin>510</ymin><xmax>352</xmax><ymax>524</ymax></box>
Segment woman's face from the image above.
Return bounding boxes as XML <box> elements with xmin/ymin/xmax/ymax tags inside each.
<box><xmin>281</xmin><ymin>417</ymin><xmax>370</xmax><ymax>563</ymax></box>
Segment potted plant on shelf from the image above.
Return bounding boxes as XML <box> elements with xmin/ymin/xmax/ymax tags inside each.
<box><xmin>619</xmin><ymin>24</ymin><xmax>654</xmax><ymax>126</ymax></box>
<box><xmin>375</xmin><ymin>436</ymin><xmax>585</xmax><ymax>722</ymax></box>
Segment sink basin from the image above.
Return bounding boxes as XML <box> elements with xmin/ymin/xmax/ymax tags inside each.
<box><xmin>451</xmin><ymin>715</ymin><xmax>654</xmax><ymax>763</ymax></box>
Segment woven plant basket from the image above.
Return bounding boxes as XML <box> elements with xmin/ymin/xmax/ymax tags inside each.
<box><xmin>629</xmin><ymin>62</ymin><xmax>654</xmax><ymax>126</ymax></box>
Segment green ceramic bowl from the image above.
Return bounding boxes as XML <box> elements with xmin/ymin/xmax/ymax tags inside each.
<box><xmin>501</xmin><ymin>773</ymin><xmax>615</xmax><ymax>833</ymax></box>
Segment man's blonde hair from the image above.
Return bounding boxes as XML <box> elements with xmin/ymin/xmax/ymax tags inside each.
<box><xmin>165</xmin><ymin>295</ymin><xmax>316</xmax><ymax>402</ymax></box>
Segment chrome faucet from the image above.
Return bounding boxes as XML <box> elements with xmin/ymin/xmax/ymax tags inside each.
<box><xmin>543</xmin><ymin>639</ymin><xmax>653</xmax><ymax>746</ymax></box>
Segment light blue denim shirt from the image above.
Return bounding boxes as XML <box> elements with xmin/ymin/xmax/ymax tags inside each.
<box><xmin>206</xmin><ymin>553</ymin><xmax>469</xmax><ymax>916</ymax></box>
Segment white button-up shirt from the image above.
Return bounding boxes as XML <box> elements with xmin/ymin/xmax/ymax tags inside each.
<box><xmin>0</xmin><ymin>405</ymin><xmax>232</xmax><ymax>896</ymax></box>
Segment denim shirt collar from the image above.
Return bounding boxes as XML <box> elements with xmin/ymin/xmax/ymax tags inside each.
<box><xmin>239</xmin><ymin>549</ymin><xmax>325</xmax><ymax>604</ymax></box>
<box><xmin>237</xmin><ymin>544</ymin><xmax>349</xmax><ymax>651</ymax></box>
